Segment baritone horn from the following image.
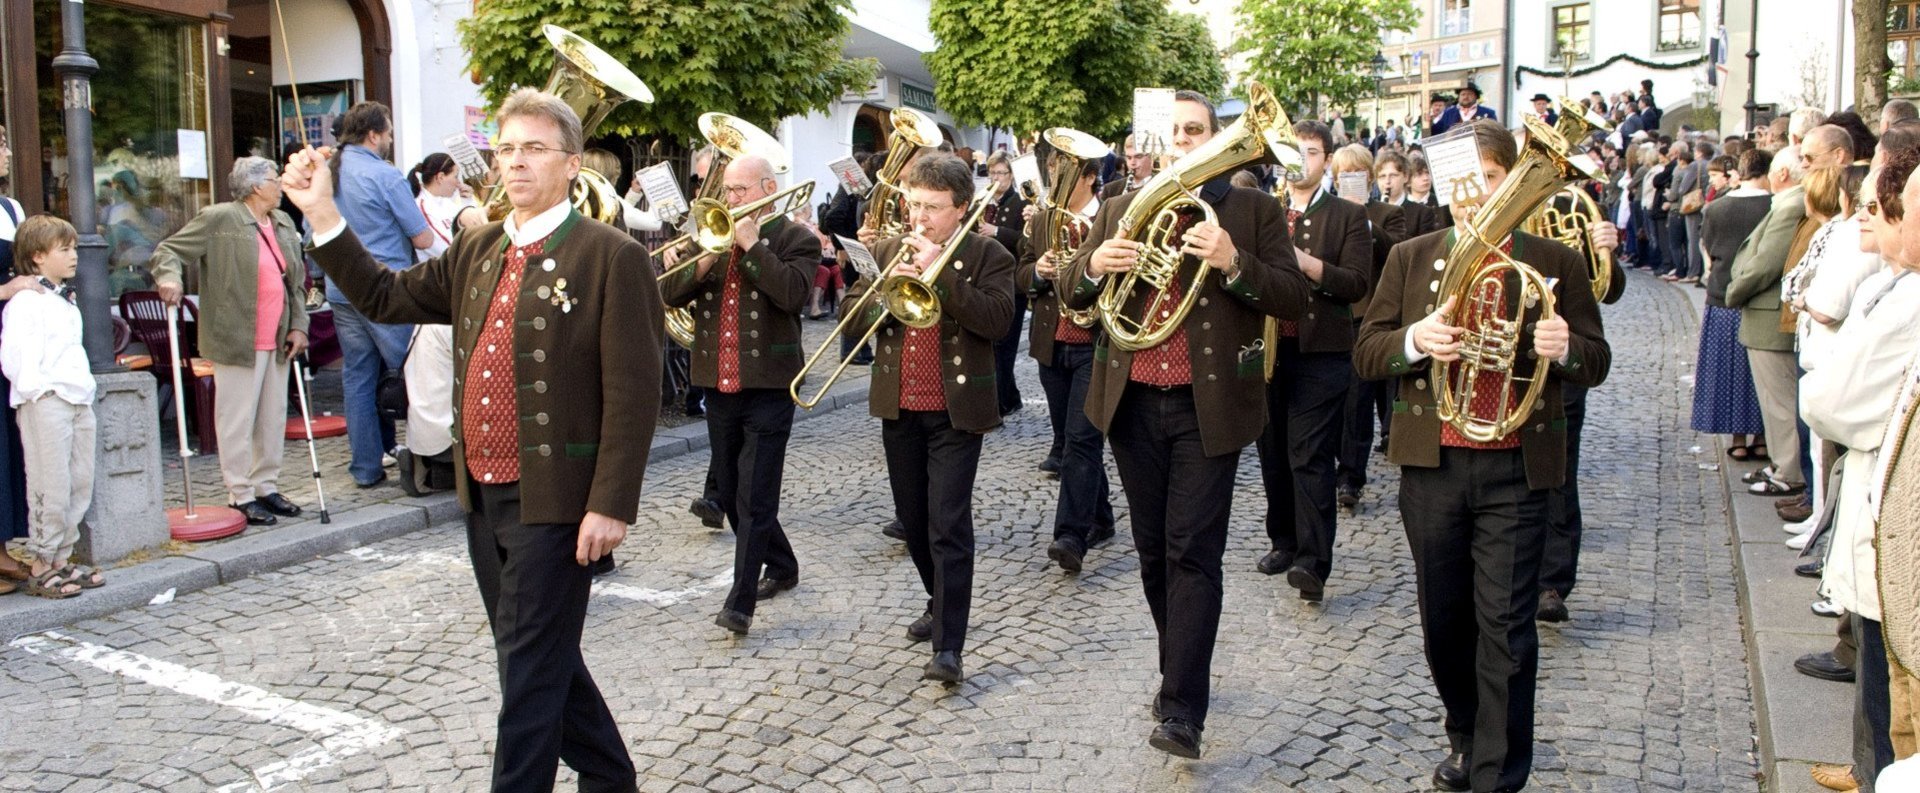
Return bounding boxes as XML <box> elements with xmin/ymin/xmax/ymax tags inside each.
<box><xmin>1522</xmin><ymin>186</ymin><xmax>1613</xmax><ymax>302</ymax></box>
<box><xmin>1033</xmin><ymin>127</ymin><xmax>1108</xmax><ymax>328</ymax></box>
<box><xmin>864</xmin><ymin>108</ymin><xmax>944</xmax><ymax>238</ymax></box>
<box><xmin>1095</xmin><ymin>81</ymin><xmax>1304</xmax><ymax>352</ymax></box>
<box><xmin>657</xmin><ymin>112</ymin><xmax>795</xmax><ymax>347</ymax></box>
<box><xmin>1433</xmin><ymin>98</ymin><xmax>1609</xmax><ymax>443</ymax></box>
<box><xmin>790</xmin><ymin>195</ymin><xmax>993</xmax><ymax>409</ymax></box>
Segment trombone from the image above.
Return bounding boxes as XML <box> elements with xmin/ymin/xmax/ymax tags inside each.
<box><xmin>790</xmin><ymin>195</ymin><xmax>993</xmax><ymax>409</ymax></box>
<box><xmin>658</xmin><ymin>112</ymin><xmax>792</xmax><ymax>347</ymax></box>
<box><xmin>650</xmin><ymin>179</ymin><xmax>816</xmax><ymax>269</ymax></box>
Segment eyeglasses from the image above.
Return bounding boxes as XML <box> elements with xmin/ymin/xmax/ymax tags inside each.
<box><xmin>904</xmin><ymin>201</ymin><xmax>957</xmax><ymax>214</ymax></box>
<box><xmin>722</xmin><ymin>184</ymin><xmax>757</xmax><ymax>197</ymax></box>
<box><xmin>1177</xmin><ymin>123</ymin><xmax>1210</xmax><ymax>137</ymax></box>
<box><xmin>494</xmin><ymin>143</ymin><xmax>571</xmax><ymax>160</ymax></box>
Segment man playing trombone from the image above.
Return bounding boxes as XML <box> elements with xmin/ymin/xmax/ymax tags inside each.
<box><xmin>660</xmin><ymin>154</ymin><xmax>817</xmax><ymax>636</ymax></box>
<box><xmin>837</xmin><ymin>153</ymin><xmax>1014</xmax><ymax>684</ymax></box>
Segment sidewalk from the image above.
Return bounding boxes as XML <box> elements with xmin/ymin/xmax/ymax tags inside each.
<box><xmin>1670</xmin><ymin>276</ymin><xmax>1852</xmax><ymax>792</ymax></box>
<box><xmin>0</xmin><ymin>316</ymin><xmax>873</xmax><ymax>638</ymax></box>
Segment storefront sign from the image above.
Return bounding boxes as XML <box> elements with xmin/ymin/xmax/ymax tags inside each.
<box><xmin>278</xmin><ymin>89</ymin><xmax>349</xmax><ymax>153</ymax></box>
<box><xmin>900</xmin><ymin>83</ymin><xmax>937</xmax><ymax>113</ymax></box>
<box><xmin>176</xmin><ymin>129</ymin><xmax>208</xmax><ymax>180</ymax></box>
<box><xmin>464</xmin><ymin>106</ymin><xmax>498</xmax><ymax>150</ymax></box>
<box><xmin>842</xmin><ymin>75</ymin><xmax>890</xmax><ymax>104</ymax></box>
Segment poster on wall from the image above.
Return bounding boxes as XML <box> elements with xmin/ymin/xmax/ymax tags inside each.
<box><xmin>274</xmin><ymin>82</ymin><xmax>354</xmax><ymax>159</ymax></box>
<box><xmin>464</xmin><ymin>107</ymin><xmax>498</xmax><ymax>150</ymax></box>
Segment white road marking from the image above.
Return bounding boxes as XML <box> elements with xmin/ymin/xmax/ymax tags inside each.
<box><xmin>10</xmin><ymin>631</ymin><xmax>405</xmax><ymax>792</ymax></box>
<box><xmin>345</xmin><ymin>546</ymin><xmax>733</xmax><ymax>608</ymax></box>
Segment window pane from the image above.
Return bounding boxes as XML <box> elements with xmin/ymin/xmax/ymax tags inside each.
<box><xmin>1895</xmin><ymin>5</ymin><xmax>1911</xmax><ymax>32</ymax></box>
<box><xmin>1894</xmin><ymin>40</ymin><xmax>1910</xmax><ymax>77</ymax></box>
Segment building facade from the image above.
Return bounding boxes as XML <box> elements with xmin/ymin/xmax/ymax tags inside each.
<box><xmin>1367</xmin><ymin>0</ymin><xmax>1512</xmax><ymax>136</ymax></box>
<box><xmin>1508</xmin><ymin>0</ymin><xmax>1716</xmax><ymax>133</ymax></box>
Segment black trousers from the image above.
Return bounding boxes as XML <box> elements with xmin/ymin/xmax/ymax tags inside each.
<box><xmin>1108</xmin><ymin>385</ymin><xmax>1239</xmax><ymax>730</ymax></box>
<box><xmin>707</xmin><ymin>388</ymin><xmax>799</xmax><ymax>617</ymax></box>
<box><xmin>467</xmin><ymin>483</ymin><xmax>636</xmax><ymax>793</ymax></box>
<box><xmin>1337</xmin><ymin>361</ymin><xmax>1392</xmax><ymax>490</ymax></box>
<box><xmin>882</xmin><ymin>410</ymin><xmax>981</xmax><ymax>652</ymax></box>
<box><xmin>993</xmin><ymin>290</ymin><xmax>1028</xmax><ymax>414</ymax></box>
<box><xmin>1401</xmin><ymin>447</ymin><xmax>1547</xmax><ymax>793</ymax></box>
<box><xmin>1256</xmin><ymin>340</ymin><xmax>1350</xmax><ymax>581</ymax></box>
<box><xmin>1036</xmin><ymin>343</ymin><xmax>1115</xmax><ymax>542</ymax></box>
<box><xmin>1540</xmin><ymin>383</ymin><xmax>1588</xmax><ymax>596</ymax></box>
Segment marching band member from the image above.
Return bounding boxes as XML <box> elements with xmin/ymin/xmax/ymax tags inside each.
<box><xmin>1019</xmin><ymin>149</ymin><xmax>1115</xmax><ymax>573</ymax></box>
<box><xmin>660</xmin><ymin>154</ymin><xmax>817</xmax><ymax>636</ymax></box>
<box><xmin>1253</xmin><ymin>121</ymin><xmax>1373</xmax><ymax>602</ymax></box>
<box><xmin>1329</xmin><ymin>144</ymin><xmax>1407</xmax><ymax>512</ymax></box>
<box><xmin>1063</xmin><ymin>90</ymin><xmax>1310</xmax><ymax>758</ymax></box>
<box><xmin>1101</xmin><ymin>134</ymin><xmax>1156</xmax><ymax>200</ymax></box>
<box><xmin>982</xmin><ymin>152</ymin><xmax>1031</xmax><ymax>419</ymax></box>
<box><xmin>1354</xmin><ymin>120</ymin><xmax>1609</xmax><ymax>793</ymax></box>
<box><xmin>843</xmin><ymin>152</ymin><xmax>1014</xmax><ymax>684</ymax></box>
<box><xmin>1378</xmin><ymin>149</ymin><xmax>1446</xmax><ymax>238</ymax></box>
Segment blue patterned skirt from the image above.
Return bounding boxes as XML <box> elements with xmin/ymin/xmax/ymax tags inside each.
<box><xmin>1691</xmin><ymin>306</ymin><xmax>1766</xmax><ymax>436</ymax></box>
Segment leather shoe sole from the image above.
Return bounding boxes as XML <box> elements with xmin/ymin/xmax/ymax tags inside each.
<box><xmin>1286</xmin><ymin>567</ymin><xmax>1325</xmax><ymax>602</ymax></box>
<box><xmin>755</xmin><ymin>576</ymin><xmax>797</xmax><ymax>600</ymax></box>
<box><xmin>714</xmin><ymin>609</ymin><xmax>750</xmax><ymax>635</ymax></box>
<box><xmin>1148</xmin><ymin>719</ymin><xmax>1202</xmax><ymax>759</ymax></box>
<box><xmin>1047</xmin><ymin>539</ymin><xmax>1085</xmax><ymax>573</ymax></box>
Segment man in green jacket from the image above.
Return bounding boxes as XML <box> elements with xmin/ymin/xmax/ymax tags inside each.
<box><xmin>151</xmin><ymin>156</ymin><xmax>310</xmax><ymax>526</ymax></box>
<box><xmin>1723</xmin><ymin>145</ymin><xmax>1806</xmax><ymax>496</ymax></box>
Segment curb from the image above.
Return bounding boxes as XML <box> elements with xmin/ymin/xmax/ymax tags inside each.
<box><xmin>0</xmin><ymin>383</ymin><xmax>871</xmax><ymax>640</ymax></box>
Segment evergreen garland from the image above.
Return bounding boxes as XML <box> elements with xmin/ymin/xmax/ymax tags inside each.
<box><xmin>1515</xmin><ymin>52</ymin><xmax>1710</xmax><ymax>88</ymax></box>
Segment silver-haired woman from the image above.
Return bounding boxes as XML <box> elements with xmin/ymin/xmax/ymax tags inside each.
<box><xmin>149</xmin><ymin>155</ymin><xmax>311</xmax><ymax>527</ymax></box>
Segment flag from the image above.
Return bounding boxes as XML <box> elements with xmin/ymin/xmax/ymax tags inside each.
<box><xmin>1711</xmin><ymin>25</ymin><xmax>1730</xmax><ymax>102</ymax></box>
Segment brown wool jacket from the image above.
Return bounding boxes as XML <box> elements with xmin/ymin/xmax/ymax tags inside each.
<box><xmin>1353</xmin><ymin>200</ymin><xmax>1408</xmax><ymax>319</ymax></box>
<box><xmin>1062</xmin><ymin>181</ymin><xmax>1311</xmax><ymax>457</ymax></box>
<box><xmin>1016</xmin><ymin>203</ymin><xmax>1098</xmax><ymax>366</ymax></box>
<box><xmin>1354</xmin><ymin>228</ymin><xmax>1610</xmax><ymax>490</ymax></box>
<box><xmin>660</xmin><ymin>215</ymin><xmax>817</xmax><ymax>390</ymax></box>
<box><xmin>841</xmin><ymin>230</ymin><xmax>1016</xmax><ymax>433</ymax></box>
<box><xmin>1283</xmin><ymin>191</ymin><xmax>1374</xmax><ymax>352</ymax></box>
<box><xmin>311</xmin><ymin>209</ymin><xmax>663</xmax><ymax>524</ymax></box>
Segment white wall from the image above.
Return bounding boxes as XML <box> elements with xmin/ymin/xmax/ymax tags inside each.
<box><xmin>390</xmin><ymin>0</ymin><xmax>488</xmax><ymax>171</ymax></box>
<box><xmin>1507</xmin><ymin>0</ymin><xmax>1710</xmax><ymax>130</ymax></box>
<box><xmin>1722</xmin><ymin>0</ymin><xmax>1853</xmax><ymax>133</ymax></box>
<box><xmin>269</xmin><ymin>0</ymin><xmax>362</xmax><ymax>85</ymax></box>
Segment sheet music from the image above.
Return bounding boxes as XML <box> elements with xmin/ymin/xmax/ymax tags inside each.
<box><xmin>1011</xmin><ymin>153</ymin><xmax>1043</xmax><ymax>197</ymax></box>
<box><xmin>1132</xmin><ymin>88</ymin><xmax>1177</xmax><ymax>156</ymax></box>
<box><xmin>827</xmin><ymin>155</ymin><xmax>873</xmax><ymax>195</ymax></box>
<box><xmin>635</xmin><ymin>162</ymin><xmax>688</xmax><ymax>222</ymax></box>
<box><xmin>1423</xmin><ymin>127</ymin><xmax>1486</xmax><ymax>207</ymax></box>
<box><xmin>836</xmin><ymin>235</ymin><xmax>882</xmax><ymax>283</ymax></box>
<box><xmin>1335</xmin><ymin>172</ymin><xmax>1370</xmax><ymax>205</ymax></box>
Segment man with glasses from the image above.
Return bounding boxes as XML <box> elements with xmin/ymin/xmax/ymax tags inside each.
<box><xmin>843</xmin><ymin>152</ymin><xmax>1014</xmax><ymax>685</ymax></box>
<box><xmin>1101</xmin><ymin>134</ymin><xmax>1157</xmax><ymax>200</ymax></box>
<box><xmin>660</xmin><ymin>154</ymin><xmax>816</xmax><ymax>636</ymax></box>
<box><xmin>283</xmin><ymin>88</ymin><xmax>661</xmax><ymax>792</ymax></box>
<box><xmin>1064</xmin><ymin>90</ymin><xmax>1310</xmax><ymax>758</ymax></box>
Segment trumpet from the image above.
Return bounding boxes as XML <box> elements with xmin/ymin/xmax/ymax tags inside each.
<box><xmin>790</xmin><ymin>195</ymin><xmax>993</xmax><ymax>409</ymax></box>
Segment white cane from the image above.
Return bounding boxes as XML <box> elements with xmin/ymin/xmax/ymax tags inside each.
<box><xmin>291</xmin><ymin>358</ymin><xmax>331</xmax><ymax>524</ymax></box>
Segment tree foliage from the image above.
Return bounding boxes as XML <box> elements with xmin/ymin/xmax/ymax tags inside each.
<box><xmin>928</xmin><ymin>0</ymin><xmax>1226</xmax><ymax>139</ymax></box>
<box><xmin>458</xmin><ymin>0</ymin><xmax>877</xmax><ymax>143</ymax></box>
<box><xmin>1232</xmin><ymin>0</ymin><xmax>1418</xmax><ymax>117</ymax></box>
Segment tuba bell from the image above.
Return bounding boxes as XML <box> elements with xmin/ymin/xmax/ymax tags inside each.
<box><xmin>864</xmin><ymin>108</ymin><xmax>944</xmax><ymax>238</ymax></box>
<box><xmin>1522</xmin><ymin>185</ymin><xmax>1613</xmax><ymax>302</ymax></box>
<box><xmin>1433</xmin><ymin>97</ymin><xmax>1610</xmax><ymax>443</ymax></box>
<box><xmin>1095</xmin><ymin>81</ymin><xmax>1304</xmax><ymax>351</ymax></box>
<box><xmin>1033</xmin><ymin>127</ymin><xmax>1109</xmax><ymax>328</ymax></box>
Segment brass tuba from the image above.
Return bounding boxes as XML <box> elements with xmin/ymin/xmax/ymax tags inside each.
<box><xmin>1033</xmin><ymin>127</ymin><xmax>1109</xmax><ymax>328</ymax></box>
<box><xmin>1522</xmin><ymin>185</ymin><xmax>1613</xmax><ymax>302</ymax></box>
<box><xmin>864</xmin><ymin>108</ymin><xmax>944</xmax><ymax>238</ymax></box>
<box><xmin>479</xmin><ymin>26</ymin><xmax>653</xmax><ymax>225</ymax></box>
<box><xmin>1433</xmin><ymin>97</ymin><xmax>1609</xmax><ymax>442</ymax></box>
<box><xmin>1095</xmin><ymin>82</ymin><xmax>1304</xmax><ymax>351</ymax></box>
<box><xmin>655</xmin><ymin>113</ymin><xmax>801</xmax><ymax>348</ymax></box>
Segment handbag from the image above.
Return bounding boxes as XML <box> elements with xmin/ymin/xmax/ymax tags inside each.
<box><xmin>1679</xmin><ymin>188</ymin><xmax>1705</xmax><ymax>215</ymax></box>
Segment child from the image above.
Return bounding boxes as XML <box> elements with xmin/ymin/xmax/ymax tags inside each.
<box><xmin>0</xmin><ymin>215</ymin><xmax>100</xmax><ymax>598</ymax></box>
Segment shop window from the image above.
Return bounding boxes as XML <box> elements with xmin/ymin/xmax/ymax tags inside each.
<box><xmin>1551</xmin><ymin>4</ymin><xmax>1592</xmax><ymax>63</ymax></box>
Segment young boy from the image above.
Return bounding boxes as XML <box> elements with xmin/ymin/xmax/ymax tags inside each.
<box><xmin>1</xmin><ymin>215</ymin><xmax>100</xmax><ymax>598</ymax></box>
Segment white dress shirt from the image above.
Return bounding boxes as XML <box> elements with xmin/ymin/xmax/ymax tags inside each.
<box><xmin>0</xmin><ymin>288</ymin><xmax>96</xmax><ymax>407</ymax></box>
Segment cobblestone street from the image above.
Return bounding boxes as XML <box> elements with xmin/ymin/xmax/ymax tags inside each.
<box><xmin>0</xmin><ymin>273</ymin><xmax>1760</xmax><ymax>792</ymax></box>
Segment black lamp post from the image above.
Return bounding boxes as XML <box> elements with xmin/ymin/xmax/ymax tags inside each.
<box><xmin>50</xmin><ymin>1</ymin><xmax>118</xmax><ymax>373</ymax></box>
<box><xmin>1743</xmin><ymin>0</ymin><xmax>1759</xmax><ymax>132</ymax></box>
<box><xmin>1370</xmin><ymin>53</ymin><xmax>1389</xmax><ymax>135</ymax></box>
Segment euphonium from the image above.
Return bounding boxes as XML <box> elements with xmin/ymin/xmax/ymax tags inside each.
<box><xmin>1095</xmin><ymin>81</ymin><xmax>1304</xmax><ymax>351</ymax></box>
<box><xmin>481</xmin><ymin>26</ymin><xmax>653</xmax><ymax>225</ymax></box>
<box><xmin>657</xmin><ymin>113</ymin><xmax>795</xmax><ymax>348</ymax></box>
<box><xmin>1522</xmin><ymin>185</ymin><xmax>1613</xmax><ymax>302</ymax></box>
<box><xmin>864</xmin><ymin>108</ymin><xmax>943</xmax><ymax>238</ymax></box>
<box><xmin>1033</xmin><ymin>127</ymin><xmax>1109</xmax><ymax>328</ymax></box>
<box><xmin>1433</xmin><ymin>97</ymin><xmax>1610</xmax><ymax>443</ymax></box>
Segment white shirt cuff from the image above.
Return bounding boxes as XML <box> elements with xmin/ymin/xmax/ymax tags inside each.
<box><xmin>1404</xmin><ymin>332</ymin><xmax>1429</xmax><ymax>364</ymax></box>
<box><xmin>312</xmin><ymin>220</ymin><xmax>348</xmax><ymax>247</ymax></box>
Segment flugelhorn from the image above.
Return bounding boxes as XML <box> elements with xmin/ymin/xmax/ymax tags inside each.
<box><xmin>657</xmin><ymin>112</ymin><xmax>794</xmax><ymax>348</ymax></box>
<box><xmin>1095</xmin><ymin>81</ymin><xmax>1304</xmax><ymax>352</ymax></box>
<box><xmin>790</xmin><ymin>195</ymin><xmax>992</xmax><ymax>409</ymax></box>
<box><xmin>864</xmin><ymin>108</ymin><xmax>943</xmax><ymax>238</ymax></box>
<box><xmin>1433</xmin><ymin>98</ymin><xmax>1608</xmax><ymax>442</ymax></box>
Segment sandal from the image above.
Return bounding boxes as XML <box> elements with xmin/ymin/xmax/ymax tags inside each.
<box><xmin>23</xmin><ymin>568</ymin><xmax>80</xmax><ymax>599</ymax></box>
<box><xmin>60</xmin><ymin>565</ymin><xmax>103</xmax><ymax>589</ymax></box>
<box><xmin>0</xmin><ymin>554</ymin><xmax>28</xmax><ymax>582</ymax></box>
<box><xmin>1727</xmin><ymin>445</ymin><xmax>1753</xmax><ymax>461</ymax></box>
<box><xmin>1750</xmin><ymin>444</ymin><xmax>1771</xmax><ymax>461</ymax></box>
<box><xmin>1749</xmin><ymin>478</ymin><xmax>1806</xmax><ymax>496</ymax></box>
<box><xmin>0</xmin><ymin>579</ymin><xmax>15</xmax><ymax>595</ymax></box>
<box><xmin>1742</xmin><ymin>466</ymin><xmax>1777</xmax><ymax>485</ymax></box>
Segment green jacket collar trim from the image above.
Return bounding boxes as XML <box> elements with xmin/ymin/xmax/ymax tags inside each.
<box><xmin>497</xmin><ymin>207</ymin><xmax>584</xmax><ymax>252</ymax></box>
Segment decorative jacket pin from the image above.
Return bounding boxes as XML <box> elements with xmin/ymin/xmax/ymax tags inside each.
<box><xmin>550</xmin><ymin>277</ymin><xmax>577</xmax><ymax>313</ymax></box>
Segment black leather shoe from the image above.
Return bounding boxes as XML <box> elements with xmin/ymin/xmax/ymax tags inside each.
<box><xmin>591</xmin><ymin>555</ymin><xmax>616</xmax><ymax>577</ymax></box>
<box><xmin>1039</xmin><ymin>456</ymin><xmax>1061</xmax><ymax>474</ymax></box>
<box><xmin>1433</xmin><ymin>751</ymin><xmax>1470</xmax><ymax>791</ymax></box>
<box><xmin>688</xmin><ymin>498</ymin><xmax>724</xmax><ymax>529</ymax></box>
<box><xmin>922</xmin><ymin>650</ymin><xmax>963</xmax><ymax>683</ymax></box>
<box><xmin>1088</xmin><ymin>523</ymin><xmax>1116</xmax><ymax>548</ymax></box>
<box><xmin>1149</xmin><ymin>698</ymin><xmax>1163</xmax><ymax>721</ymax></box>
<box><xmin>906</xmin><ymin>610</ymin><xmax>933</xmax><ymax>642</ymax></box>
<box><xmin>756</xmin><ymin>576</ymin><xmax>797</xmax><ymax>600</ymax></box>
<box><xmin>1048</xmin><ymin>535</ymin><xmax>1086</xmax><ymax>573</ymax></box>
<box><xmin>232</xmin><ymin>501</ymin><xmax>277</xmax><ymax>526</ymax></box>
<box><xmin>1287</xmin><ymin>566</ymin><xmax>1325</xmax><ymax>602</ymax></box>
<box><xmin>258</xmin><ymin>492</ymin><xmax>303</xmax><ymax>517</ymax></box>
<box><xmin>1148</xmin><ymin>718</ymin><xmax>1202</xmax><ymax>759</ymax></box>
<box><xmin>1256</xmin><ymin>549</ymin><xmax>1293</xmax><ymax>576</ymax></box>
<box><xmin>1795</xmin><ymin>560</ymin><xmax>1824</xmax><ymax>578</ymax></box>
<box><xmin>715</xmin><ymin>609</ymin><xmax>750</xmax><ymax>635</ymax></box>
<box><xmin>882</xmin><ymin>519</ymin><xmax>907</xmax><ymax>541</ymax></box>
<box><xmin>1537</xmin><ymin>589</ymin><xmax>1569</xmax><ymax>623</ymax></box>
<box><xmin>1795</xmin><ymin>651</ymin><xmax>1855</xmax><ymax>682</ymax></box>
<box><xmin>1336</xmin><ymin>484</ymin><xmax>1360</xmax><ymax>509</ymax></box>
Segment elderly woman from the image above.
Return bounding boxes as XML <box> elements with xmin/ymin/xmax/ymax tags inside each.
<box><xmin>150</xmin><ymin>156</ymin><xmax>310</xmax><ymax>526</ymax></box>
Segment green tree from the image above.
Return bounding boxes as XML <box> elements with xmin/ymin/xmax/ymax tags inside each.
<box><xmin>929</xmin><ymin>0</ymin><xmax>1221</xmax><ymax>139</ymax></box>
<box><xmin>458</xmin><ymin>0</ymin><xmax>876</xmax><ymax>143</ymax></box>
<box><xmin>1232</xmin><ymin>0</ymin><xmax>1418</xmax><ymax>117</ymax></box>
